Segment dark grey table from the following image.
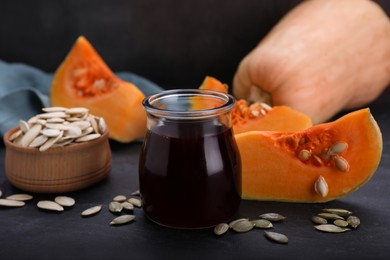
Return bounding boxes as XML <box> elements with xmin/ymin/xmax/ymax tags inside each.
<box><xmin>1</xmin><ymin>90</ymin><xmax>389</xmax><ymax>259</ymax></box>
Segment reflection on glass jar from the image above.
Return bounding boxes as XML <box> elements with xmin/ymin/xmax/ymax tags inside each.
<box><xmin>139</xmin><ymin>89</ymin><xmax>241</xmax><ymax>229</ymax></box>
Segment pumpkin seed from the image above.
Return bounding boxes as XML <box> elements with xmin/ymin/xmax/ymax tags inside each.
<box><xmin>66</xmin><ymin>107</ymin><xmax>89</xmax><ymax>114</ymax></box>
<box><xmin>121</xmin><ymin>201</ymin><xmax>134</xmax><ymax>211</ymax></box>
<box><xmin>329</xmin><ymin>141</ymin><xmax>348</xmax><ymax>155</ymax></box>
<box><xmin>251</xmin><ymin>219</ymin><xmax>273</xmax><ymax>229</ymax></box>
<box><xmin>214</xmin><ymin>223</ymin><xmax>229</xmax><ymax>235</ymax></box>
<box><xmin>321</xmin><ymin>148</ymin><xmax>332</xmax><ymax>163</ymax></box>
<box><xmin>46</xmin><ymin>117</ymin><xmax>65</xmax><ymax>123</ymax></box>
<box><xmin>20</xmin><ymin>124</ymin><xmax>42</xmax><ymax>147</ymax></box>
<box><xmin>311</xmin><ymin>215</ymin><xmax>327</xmax><ymax>225</ymax></box>
<box><xmin>0</xmin><ymin>199</ymin><xmax>25</xmax><ymax>207</ymax></box>
<box><xmin>69</xmin><ymin>120</ymin><xmax>91</xmax><ymax>130</ymax></box>
<box><xmin>109</xmin><ymin>201</ymin><xmax>123</xmax><ymax>213</ymax></box>
<box><xmin>298</xmin><ymin>149</ymin><xmax>311</xmax><ymax>161</ymax></box>
<box><xmin>346</xmin><ymin>215</ymin><xmax>360</xmax><ymax>229</ymax></box>
<box><xmin>37</xmin><ymin>200</ymin><xmax>64</xmax><ymax>211</ymax></box>
<box><xmin>131</xmin><ymin>190</ymin><xmax>140</xmax><ymax>196</ymax></box>
<box><xmin>110</xmin><ymin>214</ymin><xmax>135</xmax><ymax>225</ymax></box>
<box><xmin>99</xmin><ymin>117</ymin><xmax>107</xmax><ymax>133</ymax></box>
<box><xmin>75</xmin><ymin>133</ymin><xmax>101</xmax><ymax>142</ymax></box>
<box><xmin>42</xmin><ymin>107</ymin><xmax>67</xmax><ymax>112</ymax></box>
<box><xmin>334</xmin><ymin>219</ymin><xmax>349</xmax><ymax>227</ymax></box>
<box><xmin>231</xmin><ymin>219</ymin><xmax>254</xmax><ymax>233</ymax></box>
<box><xmin>228</xmin><ymin>218</ymin><xmax>249</xmax><ymax>228</ymax></box>
<box><xmin>259</xmin><ymin>213</ymin><xmax>286</xmax><ymax>222</ymax></box>
<box><xmin>333</xmin><ymin>155</ymin><xmax>350</xmax><ymax>172</ymax></box>
<box><xmin>321</xmin><ymin>208</ymin><xmax>352</xmax><ymax>216</ymax></box>
<box><xmin>37</xmin><ymin>112</ymin><xmax>68</xmax><ymax>119</ymax></box>
<box><xmin>314</xmin><ymin>224</ymin><xmax>350</xmax><ymax>233</ymax></box>
<box><xmin>81</xmin><ymin>205</ymin><xmax>102</xmax><ymax>217</ymax></box>
<box><xmin>113</xmin><ymin>195</ymin><xmax>127</xmax><ymax>202</ymax></box>
<box><xmin>128</xmin><ymin>198</ymin><xmax>142</xmax><ymax>207</ymax></box>
<box><xmin>65</xmin><ymin>126</ymin><xmax>82</xmax><ymax>138</ymax></box>
<box><xmin>317</xmin><ymin>213</ymin><xmax>344</xmax><ymax>220</ymax></box>
<box><xmin>6</xmin><ymin>194</ymin><xmax>33</xmax><ymax>201</ymax></box>
<box><xmin>29</xmin><ymin>135</ymin><xmax>49</xmax><ymax>147</ymax></box>
<box><xmin>314</xmin><ymin>175</ymin><xmax>328</xmax><ymax>197</ymax></box>
<box><xmin>54</xmin><ymin>196</ymin><xmax>75</xmax><ymax>207</ymax></box>
<box><xmin>264</xmin><ymin>231</ymin><xmax>288</xmax><ymax>244</ymax></box>
<box><xmin>312</xmin><ymin>154</ymin><xmax>323</xmax><ymax>166</ymax></box>
<box><xmin>39</xmin><ymin>131</ymin><xmax>64</xmax><ymax>152</ymax></box>
<box><xmin>9</xmin><ymin>129</ymin><xmax>23</xmax><ymax>141</ymax></box>
<box><xmin>19</xmin><ymin>120</ymin><xmax>30</xmax><ymax>133</ymax></box>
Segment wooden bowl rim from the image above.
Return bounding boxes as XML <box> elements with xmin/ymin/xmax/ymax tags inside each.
<box><xmin>3</xmin><ymin>126</ymin><xmax>110</xmax><ymax>154</ymax></box>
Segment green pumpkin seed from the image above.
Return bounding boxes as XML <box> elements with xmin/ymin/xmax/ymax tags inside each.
<box><xmin>264</xmin><ymin>231</ymin><xmax>288</xmax><ymax>244</ymax></box>
<box><xmin>317</xmin><ymin>213</ymin><xmax>344</xmax><ymax>220</ymax></box>
<box><xmin>228</xmin><ymin>218</ymin><xmax>249</xmax><ymax>228</ymax></box>
<box><xmin>321</xmin><ymin>208</ymin><xmax>352</xmax><ymax>217</ymax></box>
<box><xmin>110</xmin><ymin>215</ymin><xmax>135</xmax><ymax>225</ymax></box>
<box><xmin>259</xmin><ymin>213</ymin><xmax>286</xmax><ymax>222</ymax></box>
<box><xmin>231</xmin><ymin>219</ymin><xmax>254</xmax><ymax>233</ymax></box>
<box><xmin>314</xmin><ymin>224</ymin><xmax>350</xmax><ymax>233</ymax></box>
<box><xmin>347</xmin><ymin>215</ymin><xmax>360</xmax><ymax>229</ymax></box>
<box><xmin>334</xmin><ymin>219</ymin><xmax>349</xmax><ymax>227</ymax></box>
<box><xmin>312</xmin><ymin>215</ymin><xmax>327</xmax><ymax>225</ymax></box>
<box><xmin>251</xmin><ymin>219</ymin><xmax>273</xmax><ymax>229</ymax></box>
<box><xmin>214</xmin><ymin>223</ymin><xmax>229</xmax><ymax>235</ymax></box>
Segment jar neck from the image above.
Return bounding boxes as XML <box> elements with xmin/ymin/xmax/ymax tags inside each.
<box><xmin>142</xmin><ymin>89</ymin><xmax>235</xmax><ymax>120</ymax></box>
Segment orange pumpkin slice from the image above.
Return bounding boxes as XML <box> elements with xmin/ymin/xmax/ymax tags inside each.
<box><xmin>235</xmin><ymin>108</ymin><xmax>383</xmax><ymax>202</ymax></box>
<box><xmin>50</xmin><ymin>36</ymin><xmax>146</xmax><ymax>143</ymax></box>
<box><xmin>198</xmin><ymin>76</ymin><xmax>312</xmax><ymax>133</ymax></box>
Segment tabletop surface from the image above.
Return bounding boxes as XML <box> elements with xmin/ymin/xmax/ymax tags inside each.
<box><xmin>1</xmin><ymin>91</ymin><xmax>390</xmax><ymax>260</ymax></box>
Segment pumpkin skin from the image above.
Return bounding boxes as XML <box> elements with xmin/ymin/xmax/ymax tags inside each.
<box><xmin>233</xmin><ymin>0</ymin><xmax>390</xmax><ymax>124</ymax></box>
<box><xmin>235</xmin><ymin>108</ymin><xmax>383</xmax><ymax>202</ymax></box>
<box><xmin>198</xmin><ymin>76</ymin><xmax>312</xmax><ymax>133</ymax></box>
<box><xmin>51</xmin><ymin>36</ymin><xmax>146</xmax><ymax>143</ymax></box>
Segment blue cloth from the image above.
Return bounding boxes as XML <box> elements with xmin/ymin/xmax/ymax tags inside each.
<box><xmin>0</xmin><ymin>60</ymin><xmax>162</xmax><ymax>136</ymax></box>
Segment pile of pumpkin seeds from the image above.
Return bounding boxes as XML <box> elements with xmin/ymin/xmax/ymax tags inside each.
<box><xmin>9</xmin><ymin>107</ymin><xmax>107</xmax><ymax>151</ymax></box>
<box><xmin>214</xmin><ymin>212</ymin><xmax>289</xmax><ymax>244</ymax></box>
<box><xmin>0</xmin><ymin>188</ymin><xmax>141</xmax><ymax>226</ymax></box>
<box><xmin>312</xmin><ymin>208</ymin><xmax>360</xmax><ymax>233</ymax></box>
<box><xmin>81</xmin><ymin>190</ymin><xmax>141</xmax><ymax>225</ymax></box>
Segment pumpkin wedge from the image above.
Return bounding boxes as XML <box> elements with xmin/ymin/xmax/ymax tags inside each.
<box><xmin>199</xmin><ymin>76</ymin><xmax>312</xmax><ymax>133</ymax></box>
<box><xmin>236</xmin><ymin>108</ymin><xmax>382</xmax><ymax>202</ymax></box>
<box><xmin>51</xmin><ymin>36</ymin><xmax>146</xmax><ymax>143</ymax></box>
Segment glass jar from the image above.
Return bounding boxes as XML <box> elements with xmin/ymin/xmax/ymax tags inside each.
<box><xmin>139</xmin><ymin>89</ymin><xmax>241</xmax><ymax>229</ymax></box>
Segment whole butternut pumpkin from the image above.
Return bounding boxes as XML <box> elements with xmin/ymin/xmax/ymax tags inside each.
<box><xmin>233</xmin><ymin>0</ymin><xmax>390</xmax><ymax>124</ymax></box>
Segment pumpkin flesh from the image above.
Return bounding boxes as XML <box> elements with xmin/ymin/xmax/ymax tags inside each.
<box><xmin>51</xmin><ymin>36</ymin><xmax>146</xmax><ymax>143</ymax></box>
<box><xmin>236</xmin><ymin>108</ymin><xmax>382</xmax><ymax>202</ymax></box>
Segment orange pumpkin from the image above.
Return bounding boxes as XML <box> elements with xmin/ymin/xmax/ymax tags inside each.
<box><xmin>51</xmin><ymin>36</ymin><xmax>146</xmax><ymax>143</ymax></box>
<box><xmin>236</xmin><ymin>108</ymin><xmax>383</xmax><ymax>202</ymax></box>
<box><xmin>199</xmin><ymin>76</ymin><xmax>312</xmax><ymax>133</ymax></box>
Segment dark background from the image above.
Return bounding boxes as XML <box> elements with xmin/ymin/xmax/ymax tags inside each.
<box><xmin>1</xmin><ymin>0</ymin><xmax>389</xmax><ymax>89</ymax></box>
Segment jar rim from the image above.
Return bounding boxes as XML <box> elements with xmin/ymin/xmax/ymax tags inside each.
<box><xmin>142</xmin><ymin>89</ymin><xmax>235</xmax><ymax>119</ymax></box>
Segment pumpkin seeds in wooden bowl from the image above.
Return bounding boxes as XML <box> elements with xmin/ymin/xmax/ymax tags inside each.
<box><xmin>3</xmin><ymin>107</ymin><xmax>112</xmax><ymax>193</ymax></box>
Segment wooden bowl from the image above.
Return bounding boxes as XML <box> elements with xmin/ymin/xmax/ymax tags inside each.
<box><xmin>3</xmin><ymin>127</ymin><xmax>112</xmax><ymax>193</ymax></box>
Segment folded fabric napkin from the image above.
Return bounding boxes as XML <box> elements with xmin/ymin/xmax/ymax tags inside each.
<box><xmin>0</xmin><ymin>60</ymin><xmax>163</xmax><ymax>137</ymax></box>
